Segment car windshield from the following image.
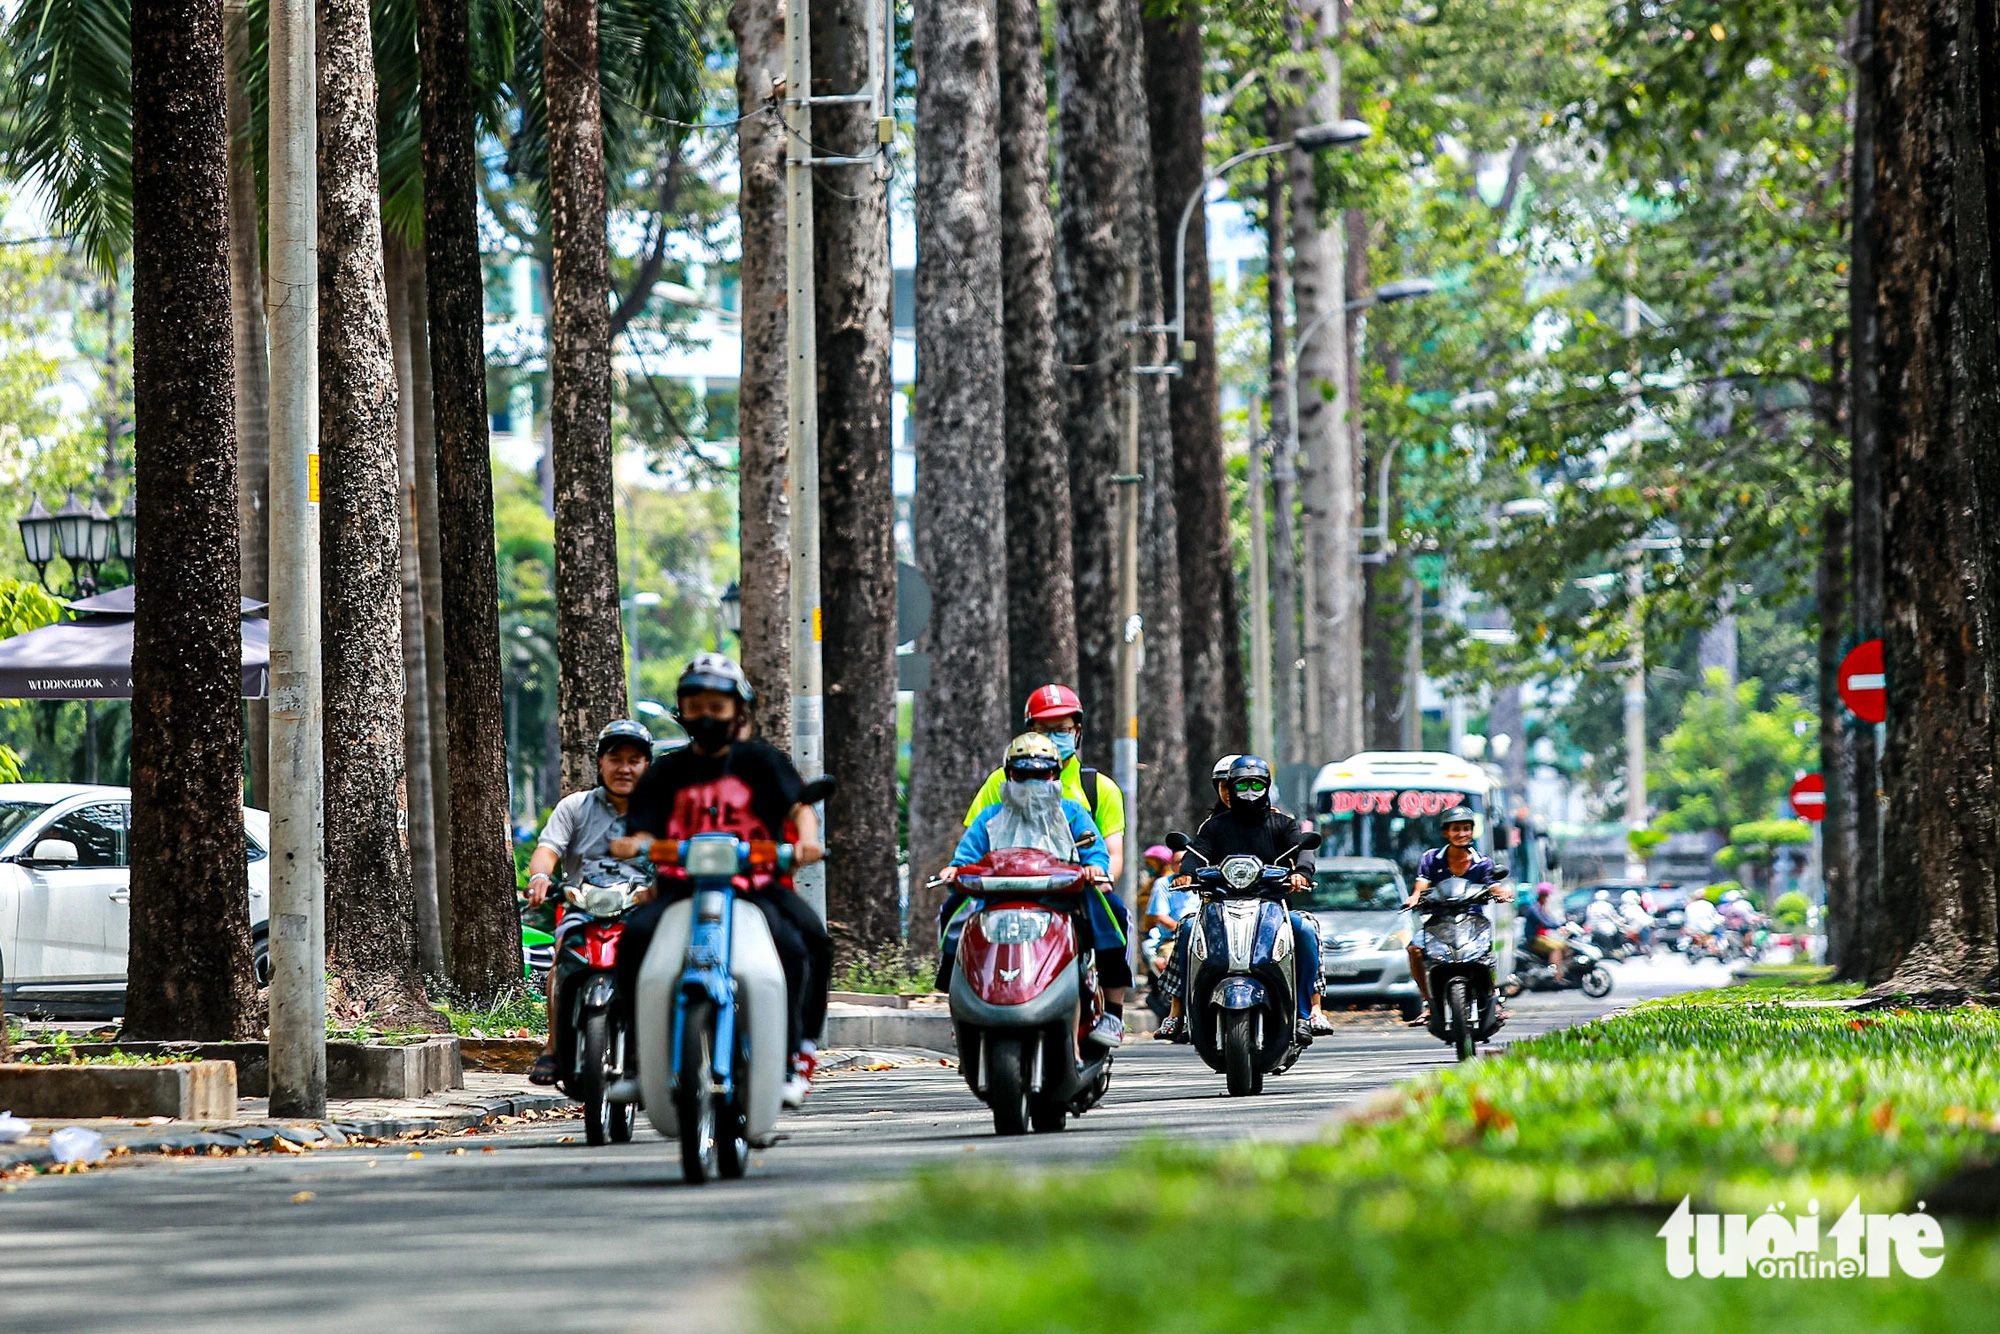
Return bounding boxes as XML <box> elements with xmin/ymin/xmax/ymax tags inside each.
<box><xmin>0</xmin><ymin>800</ymin><xmax>50</xmax><ymax>847</ymax></box>
<box><xmin>1301</xmin><ymin>870</ymin><xmax>1404</xmax><ymax>913</ymax></box>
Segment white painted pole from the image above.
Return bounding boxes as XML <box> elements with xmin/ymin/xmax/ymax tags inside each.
<box><xmin>265</xmin><ymin>0</ymin><xmax>326</xmax><ymax>1118</ymax></box>
<box><xmin>1116</xmin><ymin>269</ymin><xmax>1142</xmax><ymax>964</ymax></box>
<box><xmin>1246</xmin><ymin>397</ymin><xmax>1274</xmax><ymax>760</ymax></box>
<box><xmin>784</xmin><ymin>0</ymin><xmax>826</xmax><ymax>919</ymax></box>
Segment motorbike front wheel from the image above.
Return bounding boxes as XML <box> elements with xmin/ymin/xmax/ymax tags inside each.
<box><xmin>676</xmin><ymin>998</ymin><xmax>721</xmax><ymax>1184</ymax></box>
<box><xmin>1579</xmin><ymin>966</ymin><xmax>1614</xmax><ymax>999</ymax></box>
<box><xmin>1445</xmin><ymin>978</ymin><xmax>1475</xmax><ymax>1061</ymax></box>
<box><xmin>578</xmin><ymin>1011</ymin><xmax>633</xmax><ymax>1147</ymax></box>
<box><xmin>986</xmin><ymin>1037</ymin><xmax>1032</xmax><ymax>1136</ymax></box>
<box><xmin>1222</xmin><ymin>1009</ymin><xmax>1259</xmax><ymax>1097</ymax></box>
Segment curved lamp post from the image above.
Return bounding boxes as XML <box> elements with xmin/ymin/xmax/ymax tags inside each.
<box><xmin>16</xmin><ymin>491</ymin><xmax>134</xmax><ymax>598</ymax></box>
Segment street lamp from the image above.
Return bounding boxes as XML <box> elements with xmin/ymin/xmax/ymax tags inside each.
<box><xmin>1162</xmin><ymin>120</ymin><xmax>1373</xmax><ymax>357</ymax></box>
<box><xmin>17</xmin><ymin>491</ymin><xmax>130</xmax><ymax>597</ymax></box>
<box><xmin>718</xmin><ymin>581</ymin><xmax>742</xmax><ymax>637</ymax></box>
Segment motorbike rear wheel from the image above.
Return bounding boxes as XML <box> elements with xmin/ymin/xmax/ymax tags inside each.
<box><xmin>578</xmin><ymin>1011</ymin><xmax>631</xmax><ymax>1147</ymax></box>
<box><xmin>676</xmin><ymin>998</ymin><xmax>720</xmax><ymax>1184</ymax></box>
<box><xmin>1222</xmin><ymin>1009</ymin><xmax>1259</xmax><ymax>1097</ymax></box>
<box><xmin>1580</xmin><ymin>966</ymin><xmax>1614</xmax><ymax>999</ymax></box>
<box><xmin>1445</xmin><ymin>978</ymin><xmax>1475</xmax><ymax>1062</ymax></box>
<box><xmin>986</xmin><ymin>1037</ymin><xmax>1032</xmax><ymax>1136</ymax></box>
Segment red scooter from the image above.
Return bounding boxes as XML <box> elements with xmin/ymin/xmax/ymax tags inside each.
<box><xmin>942</xmin><ymin>847</ymin><xmax>1114</xmax><ymax>1136</ymax></box>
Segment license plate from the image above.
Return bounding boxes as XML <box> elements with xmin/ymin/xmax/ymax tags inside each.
<box><xmin>1326</xmin><ymin>966</ymin><xmax>1360</xmax><ymax>979</ymax></box>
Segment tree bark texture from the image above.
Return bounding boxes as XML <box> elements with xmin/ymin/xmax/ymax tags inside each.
<box><xmin>317</xmin><ymin>0</ymin><xmax>432</xmax><ymax>1026</ymax></box>
<box><xmin>910</xmin><ymin>0</ymin><xmax>1010</xmax><ymax>925</ymax></box>
<box><xmin>225</xmin><ymin>0</ymin><xmax>271</xmax><ymax>810</ymax></box>
<box><xmin>1841</xmin><ymin>0</ymin><xmax>1888</xmax><ymax>983</ymax></box>
<box><xmin>407</xmin><ymin>250</ymin><xmax>454</xmax><ymax>959</ymax></box>
<box><xmin>1263</xmin><ymin>133</ymin><xmax>1303</xmax><ymax>767</ymax></box>
<box><xmin>1817</xmin><ymin>503</ymin><xmax>1854</xmax><ymax>968</ymax></box>
<box><xmin>1290</xmin><ymin>0</ymin><xmax>1358</xmax><ymax>763</ymax></box>
<box><xmin>1871</xmin><ymin>0</ymin><xmax>2000</xmax><ymax>995</ymax></box>
<box><xmin>1144</xmin><ymin>2</ymin><xmax>1243</xmax><ymax>807</ymax></box>
<box><xmin>731</xmin><ymin>0</ymin><xmax>792</xmax><ymax>743</ymax></box>
<box><xmin>1121</xmin><ymin>0</ymin><xmax>1188</xmax><ymax>836</ymax></box>
<box><xmin>387</xmin><ymin>236</ymin><xmax>444</xmax><ymax>977</ymax></box>
<box><xmin>418</xmin><ymin>0</ymin><xmax>523</xmax><ymax>997</ymax></box>
<box><xmin>1054</xmin><ymin>0</ymin><xmax>1130</xmax><ymax>768</ymax></box>
<box><xmin>812</xmin><ymin>0</ymin><xmax>899</xmax><ymax>952</ymax></box>
<box><xmin>999</xmin><ymin>0</ymin><xmax>1079</xmax><ymax>706</ymax></box>
<box><xmin>544</xmin><ymin>0</ymin><xmax>628</xmax><ymax>792</ymax></box>
<box><xmin>125</xmin><ymin>0</ymin><xmax>258</xmax><ymax>1039</ymax></box>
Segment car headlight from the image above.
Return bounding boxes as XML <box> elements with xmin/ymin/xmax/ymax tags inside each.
<box><xmin>1220</xmin><ymin>856</ymin><xmax>1261</xmax><ymax>890</ymax></box>
<box><xmin>583</xmin><ymin>885</ymin><xmax>629</xmax><ymax>917</ymax></box>
<box><xmin>980</xmin><ymin>908</ymin><xmax>1052</xmax><ymax>944</ymax></box>
<box><xmin>1374</xmin><ymin>928</ymin><xmax>1410</xmax><ymax>951</ymax></box>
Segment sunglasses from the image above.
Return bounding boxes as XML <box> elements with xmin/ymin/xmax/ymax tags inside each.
<box><xmin>1230</xmin><ymin>779</ymin><xmax>1270</xmax><ymax>796</ymax></box>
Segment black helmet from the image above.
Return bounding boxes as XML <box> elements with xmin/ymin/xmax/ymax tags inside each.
<box><xmin>1441</xmin><ymin>805</ymin><xmax>1477</xmax><ymax>828</ymax></box>
<box><xmin>1227</xmin><ymin>755</ymin><xmax>1273</xmax><ymax>803</ymax></box>
<box><xmin>676</xmin><ymin>652</ymin><xmax>755</xmax><ymax>703</ymax></box>
<box><xmin>595</xmin><ymin>718</ymin><xmax>655</xmax><ymax>758</ymax></box>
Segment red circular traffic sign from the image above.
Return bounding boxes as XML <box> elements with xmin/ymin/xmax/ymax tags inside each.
<box><xmin>1838</xmin><ymin>639</ymin><xmax>1887</xmax><ymax>723</ymax></box>
<box><xmin>1789</xmin><ymin>773</ymin><xmax>1825</xmax><ymax>823</ymax></box>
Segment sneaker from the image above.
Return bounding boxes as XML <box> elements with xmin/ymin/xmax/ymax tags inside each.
<box><xmin>1293</xmin><ymin>1016</ymin><xmax>1315</xmax><ymax>1045</ymax></box>
<box><xmin>1088</xmin><ymin>1013</ymin><xmax>1126</xmax><ymax>1047</ymax></box>
<box><xmin>781</xmin><ymin>1049</ymin><xmax>817</xmax><ymax>1109</ymax></box>
<box><xmin>606</xmin><ymin>1077</ymin><xmax>641</xmax><ymax>1105</ymax></box>
<box><xmin>1155</xmin><ymin>1014</ymin><xmax>1182</xmax><ymax>1042</ymax></box>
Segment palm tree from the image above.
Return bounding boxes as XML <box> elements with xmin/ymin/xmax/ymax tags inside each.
<box><xmin>124</xmin><ymin>0</ymin><xmax>258</xmax><ymax>1039</ymax></box>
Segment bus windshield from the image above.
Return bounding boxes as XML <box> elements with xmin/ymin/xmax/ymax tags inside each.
<box><xmin>1316</xmin><ymin>792</ymin><xmax>1487</xmax><ymax>882</ymax></box>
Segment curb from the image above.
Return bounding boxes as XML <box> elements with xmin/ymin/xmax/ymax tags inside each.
<box><xmin>0</xmin><ymin>1091</ymin><xmax>580</xmax><ymax>1171</ymax></box>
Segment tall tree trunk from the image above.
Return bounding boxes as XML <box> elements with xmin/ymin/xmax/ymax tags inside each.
<box><xmin>1871</xmin><ymin>0</ymin><xmax>2000</xmax><ymax>995</ymax></box>
<box><xmin>1145</xmin><ymin>1</ymin><xmax>1242</xmax><ymax>808</ymax></box>
<box><xmin>1055</xmin><ymin>0</ymin><xmax>1130</xmax><ymax>767</ymax></box>
<box><xmin>999</xmin><ymin>0</ymin><xmax>1078</xmax><ymax>704</ymax></box>
<box><xmin>545</xmin><ymin>0</ymin><xmax>627</xmax><ymax>791</ymax></box>
<box><xmin>419</xmin><ymin>0</ymin><xmax>523</xmax><ymax>996</ymax></box>
<box><xmin>731</xmin><ymin>0</ymin><xmax>791</xmax><ymax>743</ymax></box>
<box><xmin>1840</xmin><ymin>0</ymin><xmax>1888</xmax><ymax>983</ymax></box>
<box><xmin>1123</xmin><ymin>0</ymin><xmax>1188</xmax><ymax>836</ymax></box>
<box><xmin>317</xmin><ymin>0</ymin><xmax>431</xmax><ymax>1027</ymax></box>
<box><xmin>1263</xmin><ymin>126</ymin><xmax>1303</xmax><ymax>768</ymax></box>
<box><xmin>910</xmin><ymin>0</ymin><xmax>1009</xmax><ymax>925</ymax></box>
<box><xmin>1818</xmin><ymin>503</ymin><xmax>1854</xmax><ymax>967</ymax></box>
<box><xmin>387</xmin><ymin>236</ymin><xmax>444</xmax><ymax>977</ymax></box>
<box><xmin>813</xmin><ymin>0</ymin><xmax>898</xmax><ymax>952</ymax></box>
<box><xmin>1290</xmin><ymin>0</ymin><xmax>1358</xmax><ymax>763</ymax></box>
<box><xmin>224</xmin><ymin>0</ymin><xmax>270</xmax><ymax>810</ymax></box>
<box><xmin>407</xmin><ymin>251</ymin><xmax>454</xmax><ymax>959</ymax></box>
<box><xmin>125</xmin><ymin>0</ymin><xmax>257</xmax><ymax>1040</ymax></box>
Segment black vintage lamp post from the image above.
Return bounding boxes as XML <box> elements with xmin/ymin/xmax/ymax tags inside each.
<box><xmin>16</xmin><ymin>491</ymin><xmax>133</xmax><ymax>598</ymax></box>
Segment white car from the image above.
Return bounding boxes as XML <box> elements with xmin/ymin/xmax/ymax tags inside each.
<box><xmin>0</xmin><ymin>784</ymin><xmax>270</xmax><ymax>1016</ymax></box>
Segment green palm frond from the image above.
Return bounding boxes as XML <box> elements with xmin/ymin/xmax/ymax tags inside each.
<box><xmin>0</xmin><ymin>0</ymin><xmax>133</xmax><ymax>273</ymax></box>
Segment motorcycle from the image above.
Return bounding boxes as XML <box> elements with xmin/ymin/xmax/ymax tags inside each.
<box><xmin>1163</xmin><ymin>828</ymin><xmax>1322</xmax><ymax>1097</ymax></box>
<box><xmin>1590</xmin><ymin>920</ymin><xmax>1649</xmax><ymax>962</ymax></box>
<box><xmin>1505</xmin><ymin>922</ymin><xmax>1614</xmax><ymax>999</ymax></box>
<box><xmin>635</xmin><ymin>776</ymin><xmax>833</xmax><ymax>1185</ymax></box>
<box><xmin>939</xmin><ymin>846</ymin><xmax>1114</xmax><ymax>1136</ymax></box>
<box><xmin>551</xmin><ymin>857</ymin><xmax>649</xmax><ymax>1146</ymax></box>
<box><xmin>1141</xmin><ymin>924</ymin><xmax>1177</xmax><ymax>1020</ymax></box>
<box><xmin>1415</xmin><ymin>875</ymin><xmax>1507</xmax><ymax>1061</ymax></box>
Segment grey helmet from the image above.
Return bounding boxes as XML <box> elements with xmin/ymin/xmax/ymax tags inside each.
<box><xmin>595</xmin><ymin>718</ymin><xmax>655</xmax><ymax>758</ymax></box>
<box><xmin>1441</xmin><ymin>805</ymin><xmax>1478</xmax><ymax>829</ymax></box>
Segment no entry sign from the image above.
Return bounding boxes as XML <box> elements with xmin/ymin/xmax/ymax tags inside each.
<box><xmin>1789</xmin><ymin>773</ymin><xmax>1826</xmax><ymax>822</ymax></box>
<box><xmin>1838</xmin><ymin>639</ymin><xmax>1887</xmax><ymax>724</ymax></box>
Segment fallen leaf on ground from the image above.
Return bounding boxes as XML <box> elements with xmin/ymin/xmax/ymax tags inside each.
<box><xmin>289</xmin><ymin>1191</ymin><xmax>315</xmax><ymax>1204</ymax></box>
<box><xmin>407</xmin><ymin>1150</ymin><xmax>423</xmax><ymax>1159</ymax></box>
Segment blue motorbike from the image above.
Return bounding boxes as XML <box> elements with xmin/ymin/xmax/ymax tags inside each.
<box><xmin>1165</xmin><ymin>829</ymin><xmax>1321</xmax><ymax>1097</ymax></box>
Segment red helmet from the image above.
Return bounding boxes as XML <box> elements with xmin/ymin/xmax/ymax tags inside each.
<box><xmin>1023</xmin><ymin>684</ymin><xmax>1083</xmax><ymax>723</ymax></box>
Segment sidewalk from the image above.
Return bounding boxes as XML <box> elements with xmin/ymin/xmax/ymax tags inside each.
<box><xmin>0</xmin><ymin>1071</ymin><xmax>578</xmax><ymax>1172</ymax></box>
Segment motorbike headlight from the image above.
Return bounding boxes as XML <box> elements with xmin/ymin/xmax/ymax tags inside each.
<box><xmin>980</xmin><ymin>908</ymin><xmax>1053</xmax><ymax>945</ymax></box>
<box><xmin>1221</xmin><ymin>856</ymin><xmax>1261</xmax><ymax>890</ymax></box>
<box><xmin>583</xmin><ymin>885</ymin><xmax>629</xmax><ymax>917</ymax></box>
<box><xmin>683</xmin><ymin>836</ymin><xmax>740</xmax><ymax>878</ymax></box>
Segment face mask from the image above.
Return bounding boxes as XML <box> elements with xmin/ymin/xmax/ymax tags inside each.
<box><xmin>681</xmin><ymin>714</ymin><xmax>734</xmax><ymax>750</ymax></box>
<box><xmin>1049</xmin><ymin>732</ymin><xmax>1079</xmax><ymax>762</ymax></box>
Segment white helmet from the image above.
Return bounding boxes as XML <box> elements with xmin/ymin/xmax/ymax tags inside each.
<box><xmin>1721</xmin><ymin>889</ymin><xmax>1742</xmax><ymax>903</ymax></box>
<box><xmin>1210</xmin><ymin>754</ymin><xmax>1242</xmax><ymax>783</ymax></box>
<box><xmin>1593</xmin><ymin>890</ymin><xmax>1610</xmax><ymax>902</ymax></box>
<box><xmin>1621</xmin><ymin>890</ymin><xmax>1641</xmax><ymax>905</ymax></box>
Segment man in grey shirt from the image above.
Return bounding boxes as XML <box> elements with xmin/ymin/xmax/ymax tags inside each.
<box><xmin>526</xmin><ymin>719</ymin><xmax>655</xmax><ymax>1085</ymax></box>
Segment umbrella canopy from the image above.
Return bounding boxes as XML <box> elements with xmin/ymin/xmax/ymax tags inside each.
<box><xmin>0</xmin><ymin>595</ymin><xmax>269</xmax><ymax>699</ymax></box>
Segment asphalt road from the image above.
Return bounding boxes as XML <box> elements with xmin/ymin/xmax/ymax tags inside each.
<box><xmin>0</xmin><ymin>958</ymin><xmax>1720</xmax><ymax>1334</ymax></box>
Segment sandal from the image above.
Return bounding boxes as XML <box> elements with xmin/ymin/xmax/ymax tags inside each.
<box><xmin>528</xmin><ymin>1052</ymin><xmax>559</xmax><ymax>1086</ymax></box>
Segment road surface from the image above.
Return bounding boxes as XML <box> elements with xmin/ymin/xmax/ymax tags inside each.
<box><xmin>0</xmin><ymin>959</ymin><xmax>1717</xmax><ymax>1333</ymax></box>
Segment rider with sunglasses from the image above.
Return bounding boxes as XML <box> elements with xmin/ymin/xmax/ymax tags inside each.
<box><xmin>1155</xmin><ymin>755</ymin><xmax>1333</xmax><ymax>1043</ymax></box>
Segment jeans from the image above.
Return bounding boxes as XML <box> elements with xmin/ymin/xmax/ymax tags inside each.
<box><xmin>1159</xmin><ymin>910</ymin><xmax>1321</xmax><ymax>1019</ymax></box>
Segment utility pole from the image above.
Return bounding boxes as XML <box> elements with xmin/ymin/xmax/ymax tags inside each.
<box><xmin>1116</xmin><ymin>267</ymin><xmax>1143</xmax><ymax>954</ymax></box>
<box><xmin>1246</xmin><ymin>395</ymin><xmax>1274</xmax><ymax>759</ymax></box>
<box><xmin>266</xmin><ymin>0</ymin><xmax>326</xmax><ymax>1118</ymax></box>
<box><xmin>1401</xmin><ymin>571</ymin><xmax>1421</xmax><ymax>750</ymax></box>
<box><xmin>1623</xmin><ymin>558</ymin><xmax>1647</xmax><ymax>872</ymax></box>
<box><xmin>784</xmin><ymin>0</ymin><xmax>825</xmax><ymax>918</ymax></box>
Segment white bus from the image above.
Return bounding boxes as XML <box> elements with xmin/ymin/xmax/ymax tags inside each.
<box><xmin>1310</xmin><ymin>750</ymin><xmax>1552</xmax><ymax>886</ymax></box>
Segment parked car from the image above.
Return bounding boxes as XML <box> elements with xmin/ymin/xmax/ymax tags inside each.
<box><xmin>0</xmin><ymin>784</ymin><xmax>270</xmax><ymax>1016</ymax></box>
<box><xmin>1296</xmin><ymin>857</ymin><xmax>1424</xmax><ymax>1019</ymax></box>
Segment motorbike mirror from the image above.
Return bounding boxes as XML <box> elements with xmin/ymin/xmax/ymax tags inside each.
<box><xmin>1490</xmin><ymin>858</ymin><xmax>1511</xmax><ymax>879</ymax></box>
<box><xmin>798</xmin><ymin>776</ymin><xmax>836</xmax><ymax>806</ymax></box>
<box><xmin>1162</xmin><ymin>831</ymin><xmax>1189</xmax><ymax>852</ymax></box>
<box><xmin>1294</xmin><ymin>830</ymin><xmax>1322</xmax><ymax>851</ymax></box>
